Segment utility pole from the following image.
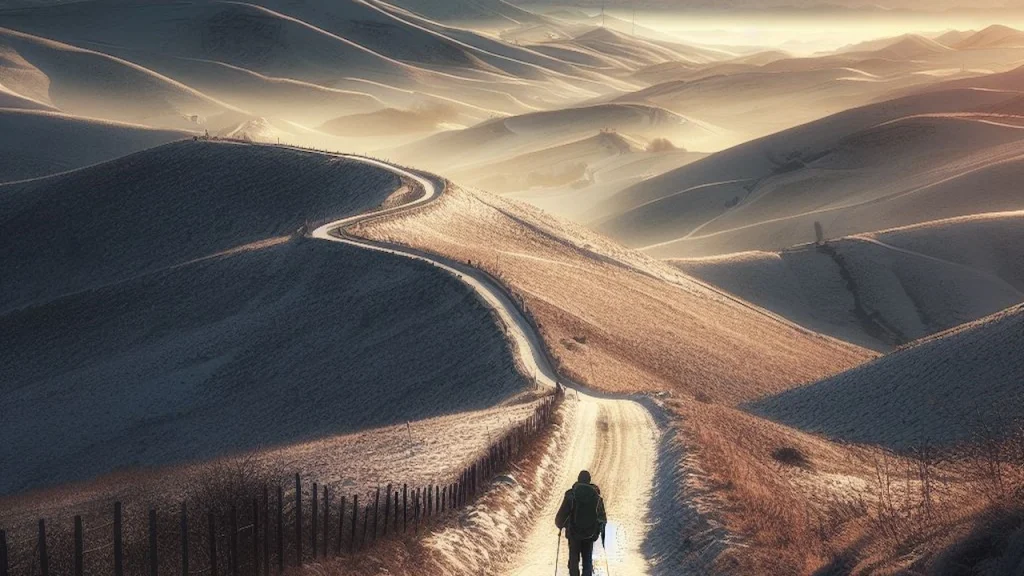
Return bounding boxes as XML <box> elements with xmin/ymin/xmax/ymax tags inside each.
<box><xmin>601</xmin><ymin>0</ymin><xmax>605</xmax><ymax>27</ymax></box>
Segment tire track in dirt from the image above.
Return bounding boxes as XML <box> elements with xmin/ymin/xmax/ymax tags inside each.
<box><xmin>300</xmin><ymin>149</ymin><xmax>667</xmax><ymax>576</ymax></box>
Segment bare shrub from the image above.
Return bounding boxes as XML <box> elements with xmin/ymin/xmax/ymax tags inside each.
<box><xmin>771</xmin><ymin>446</ymin><xmax>812</xmax><ymax>470</ymax></box>
<box><xmin>185</xmin><ymin>453</ymin><xmax>272</xmax><ymax>516</ymax></box>
<box><xmin>693</xmin><ymin>390</ymin><xmax>713</xmax><ymax>404</ymax></box>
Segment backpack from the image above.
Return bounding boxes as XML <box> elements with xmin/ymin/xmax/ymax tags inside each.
<box><xmin>569</xmin><ymin>483</ymin><xmax>601</xmax><ymax>540</ymax></box>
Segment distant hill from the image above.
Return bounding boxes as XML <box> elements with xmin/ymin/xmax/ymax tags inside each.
<box><xmin>0</xmin><ymin>108</ymin><xmax>187</xmax><ymax>182</ymax></box>
<box><xmin>955</xmin><ymin>24</ymin><xmax>1024</xmax><ymax>50</ymax></box>
<box><xmin>595</xmin><ymin>88</ymin><xmax>1024</xmax><ymax>257</ymax></box>
<box><xmin>390</xmin><ymin>102</ymin><xmax>720</xmax><ymax>171</ymax></box>
<box><xmin>672</xmin><ymin>211</ymin><xmax>1024</xmax><ymax>350</ymax></box>
<box><xmin>750</xmin><ymin>303</ymin><xmax>1024</xmax><ymax>449</ymax></box>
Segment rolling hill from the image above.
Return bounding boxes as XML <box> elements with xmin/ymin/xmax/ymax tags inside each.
<box><xmin>672</xmin><ymin>211</ymin><xmax>1024</xmax><ymax>350</ymax></box>
<box><xmin>0</xmin><ymin>26</ymin><xmax>234</xmax><ymax>129</ymax></box>
<box><xmin>389</xmin><ymin>102</ymin><xmax>722</xmax><ymax>171</ymax></box>
<box><xmin>595</xmin><ymin>88</ymin><xmax>1024</xmax><ymax>257</ymax></box>
<box><xmin>0</xmin><ymin>108</ymin><xmax>187</xmax><ymax>182</ymax></box>
<box><xmin>749</xmin><ymin>302</ymin><xmax>1024</xmax><ymax>449</ymax></box>
<box><xmin>954</xmin><ymin>24</ymin><xmax>1024</xmax><ymax>50</ymax></box>
<box><xmin>0</xmin><ymin>142</ymin><xmax>526</xmax><ymax>494</ymax></box>
<box><xmin>352</xmin><ymin>183</ymin><xmax>872</xmax><ymax>405</ymax></box>
<box><xmin>0</xmin><ymin>0</ymin><xmax>620</xmax><ymax>122</ymax></box>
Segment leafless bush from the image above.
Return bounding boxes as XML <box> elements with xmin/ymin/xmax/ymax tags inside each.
<box><xmin>185</xmin><ymin>453</ymin><xmax>272</xmax><ymax>516</ymax></box>
<box><xmin>771</xmin><ymin>446</ymin><xmax>812</xmax><ymax>470</ymax></box>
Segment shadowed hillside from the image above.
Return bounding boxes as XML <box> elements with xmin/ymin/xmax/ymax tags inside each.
<box><xmin>0</xmin><ymin>142</ymin><xmax>526</xmax><ymax>495</ymax></box>
<box><xmin>596</xmin><ymin>88</ymin><xmax>1024</xmax><ymax>257</ymax></box>
<box><xmin>0</xmin><ymin>108</ymin><xmax>187</xmax><ymax>182</ymax></box>
<box><xmin>673</xmin><ymin>212</ymin><xmax>1024</xmax><ymax>350</ymax></box>
<box><xmin>750</xmin><ymin>303</ymin><xmax>1024</xmax><ymax>449</ymax></box>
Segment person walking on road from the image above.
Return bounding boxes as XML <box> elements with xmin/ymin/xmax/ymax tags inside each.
<box><xmin>555</xmin><ymin>470</ymin><xmax>607</xmax><ymax>576</ymax></box>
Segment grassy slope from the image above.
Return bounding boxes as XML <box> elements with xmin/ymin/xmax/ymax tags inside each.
<box><xmin>0</xmin><ymin>142</ymin><xmax>526</xmax><ymax>495</ymax></box>
<box><xmin>352</xmin><ymin>184</ymin><xmax>871</xmax><ymax>406</ymax></box>
<box><xmin>671</xmin><ymin>211</ymin><xmax>1024</xmax><ymax>350</ymax></box>
<box><xmin>749</xmin><ymin>303</ymin><xmax>1024</xmax><ymax>449</ymax></box>
<box><xmin>0</xmin><ymin>108</ymin><xmax>187</xmax><ymax>182</ymax></box>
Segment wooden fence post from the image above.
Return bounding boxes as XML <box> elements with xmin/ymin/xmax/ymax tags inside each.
<box><xmin>0</xmin><ymin>529</ymin><xmax>8</xmax><ymax>576</ymax></box>
<box><xmin>336</xmin><ymin>496</ymin><xmax>345</xmax><ymax>556</ymax></box>
<box><xmin>114</xmin><ymin>502</ymin><xmax>124</xmax><ymax>576</ymax></box>
<box><xmin>427</xmin><ymin>486</ymin><xmax>432</xmax><ymax>519</ymax></box>
<box><xmin>322</xmin><ymin>486</ymin><xmax>329</xmax><ymax>558</ymax></box>
<box><xmin>294</xmin><ymin>474</ymin><xmax>302</xmax><ymax>566</ymax></box>
<box><xmin>414</xmin><ymin>489</ymin><xmax>420</xmax><ymax>533</ymax></box>
<box><xmin>230</xmin><ymin>505</ymin><xmax>238</xmax><ymax>576</ymax></box>
<box><xmin>382</xmin><ymin>484</ymin><xmax>392</xmax><ymax>538</ymax></box>
<box><xmin>208</xmin><ymin>512</ymin><xmax>218</xmax><ymax>576</ymax></box>
<box><xmin>436</xmin><ymin>486</ymin><xmax>441</xmax><ymax>516</ymax></box>
<box><xmin>181</xmin><ymin>503</ymin><xmax>189</xmax><ymax>576</ymax></box>
<box><xmin>349</xmin><ymin>496</ymin><xmax>358</xmax><ymax>553</ymax></box>
<box><xmin>275</xmin><ymin>486</ymin><xmax>283</xmax><ymax>575</ymax></box>
<box><xmin>149</xmin><ymin>509</ymin><xmax>158</xmax><ymax>576</ymax></box>
<box><xmin>364</xmin><ymin>502</ymin><xmax>372</xmax><ymax>545</ymax></box>
<box><xmin>392</xmin><ymin>491</ymin><xmax>399</xmax><ymax>533</ymax></box>
<box><xmin>251</xmin><ymin>499</ymin><xmax>259</xmax><ymax>576</ymax></box>
<box><xmin>402</xmin><ymin>485</ymin><xmax>408</xmax><ymax>534</ymax></box>
<box><xmin>311</xmin><ymin>483</ymin><xmax>317</xmax><ymax>559</ymax></box>
<box><xmin>37</xmin><ymin>520</ymin><xmax>48</xmax><ymax>576</ymax></box>
<box><xmin>74</xmin><ymin>516</ymin><xmax>83</xmax><ymax>576</ymax></box>
<box><xmin>372</xmin><ymin>488</ymin><xmax>380</xmax><ymax>542</ymax></box>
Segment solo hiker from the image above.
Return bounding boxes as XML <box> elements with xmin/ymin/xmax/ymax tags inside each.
<box><xmin>555</xmin><ymin>470</ymin><xmax>607</xmax><ymax>576</ymax></box>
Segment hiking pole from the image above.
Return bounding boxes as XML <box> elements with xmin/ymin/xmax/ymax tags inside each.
<box><xmin>602</xmin><ymin>528</ymin><xmax>611</xmax><ymax>576</ymax></box>
<box><xmin>554</xmin><ymin>528</ymin><xmax>562</xmax><ymax>576</ymax></box>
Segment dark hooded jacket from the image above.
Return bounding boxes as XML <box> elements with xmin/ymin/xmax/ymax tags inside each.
<box><xmin>555</xmin><ymin>482</ymin><xmax>607</xmax><ymax>542</ymax></box>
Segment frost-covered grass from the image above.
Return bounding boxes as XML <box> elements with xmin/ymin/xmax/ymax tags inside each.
<box><xmin>0</xmin><ymin>141</ymin><xmax>396</xmax><ymax>313</ymax></box>
<box><xmin>0</xmin><ymin>109</ymin><xmax>187</xmax><ymax>183</ymax></box>
<box><xmin>352</xmin><ymin>184</ymin><xmax>871</xmax><ymax>404</ymax></box>
<box><xmin>0</xmin><ymin>142</ymin><xmax>527</xmax><ymax>495</ymax></box>
<box><xmin>750</xmin><ymin>303</ymin><xmax>1024</xmax><ymax>449</ymax></box>
<box><xmin>671</xmin><ymin>211</ymin><xmax>1024</xmax><ymax>350</ymax></box>
<box><xmin>598</xmin><ymin>90</ymin><xmax>1024</xmax><ymax>257</ymax></box>
<box><xmin>675</xmin><ymin>397</ymin><xmax>1024</xmax><ymax>576</ymax></box>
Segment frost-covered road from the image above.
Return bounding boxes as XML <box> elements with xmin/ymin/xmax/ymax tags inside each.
<box><xmin>306</xmin><ymin>151</ymin><xmax>664</xmax><ymax>575</ymax></box>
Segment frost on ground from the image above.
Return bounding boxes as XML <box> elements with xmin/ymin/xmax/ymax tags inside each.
<box><xmin>352</xmin><ymin>183</ymin><xmax>871</xmax><ymax>404</ymax></box>
<box><xmin>750</xmin><ymin>302</ymin><xmax>1024</xmax><ymax>449</ymax></box>
<box><xmin>0</xmin><ymin>399</ymin><xmax>548</xmax><ymax>539</ymax></box>
<box><xmin>349</xmin><ymin>182</ymin><xmax>870</xmax><ymax>574</ymax></box>
<box><xmin>0</xmin><ymin>142</ymin><xmax>528</xmax><ymax>495</ymax></box>
<box><xmin>597</xmin><ymin>90</ymin><xmax>1024</xmax><ymax>258</ymax></box>
<box><xmin>0</xmin><ymin>109</ymin><xmax>187</xmax><ymax>183</ymax></box>
<box><xmin>672</xmin><ymin>211</ymin><xmax>1024</xmax><ymax>351</ymax></box>
<box><xmin>426</xmin><ymin>399</ymin><xmax>579</xmax><ymax>574</ymax></box>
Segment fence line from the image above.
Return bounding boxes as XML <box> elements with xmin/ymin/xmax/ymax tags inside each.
<box><xmin>1</xmin><ymin>393</ymin><xmax>561</xmax><ymax>576</ymax></box>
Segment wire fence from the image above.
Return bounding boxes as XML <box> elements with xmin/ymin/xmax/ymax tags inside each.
<box><xmin>1</xmin><ymin>392</ymin><xmax>561</xmax><ymax>576</ymax></box>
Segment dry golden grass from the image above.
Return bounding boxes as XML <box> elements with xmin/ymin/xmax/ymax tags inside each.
<box><xmin>297</xmin><ymin>401</ymin><xmax>572</xmax><ymax>576</ymax></box>
<box><xmin>673</xmin><ymin>399</ymin><xmax>1024</xmax><ymax>575</ymax></box>
<box><xmin>352</xmin><ymin>184</ymin><xmax>1024</xmax><ymax>574</ymax></box>
<box><xmin>0</xmin><ymin>400</ymin><xmax>547</xmax><ymax>552</ymax></box>
<box><xmin>352</xmin><ymin>185</ymin><xmax>872</xmax><ymax>405</ymax></box>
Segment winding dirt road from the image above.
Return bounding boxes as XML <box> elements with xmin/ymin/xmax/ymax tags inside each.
<box><xmin>307</xmin><ymin>152</ymin><xmax>664</xmax><ymax>575</ymax></box>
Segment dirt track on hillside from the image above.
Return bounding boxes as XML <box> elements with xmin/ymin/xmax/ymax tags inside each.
<box><xmin>309</xmin><ymin>151</ymin><xmax>666</xmax><ymax>575</ymax></box>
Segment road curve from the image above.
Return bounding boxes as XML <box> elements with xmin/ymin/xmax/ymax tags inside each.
<box><xmin>306</xmin><ymin>152</ymin><xmax>663</xmax><ymax>576</ymax></box>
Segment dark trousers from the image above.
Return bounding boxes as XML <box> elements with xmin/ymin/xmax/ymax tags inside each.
<box><xmin>567</xmin><ymin>537</ymin><xmax>594</xmax><ymax>576</ymax></box>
